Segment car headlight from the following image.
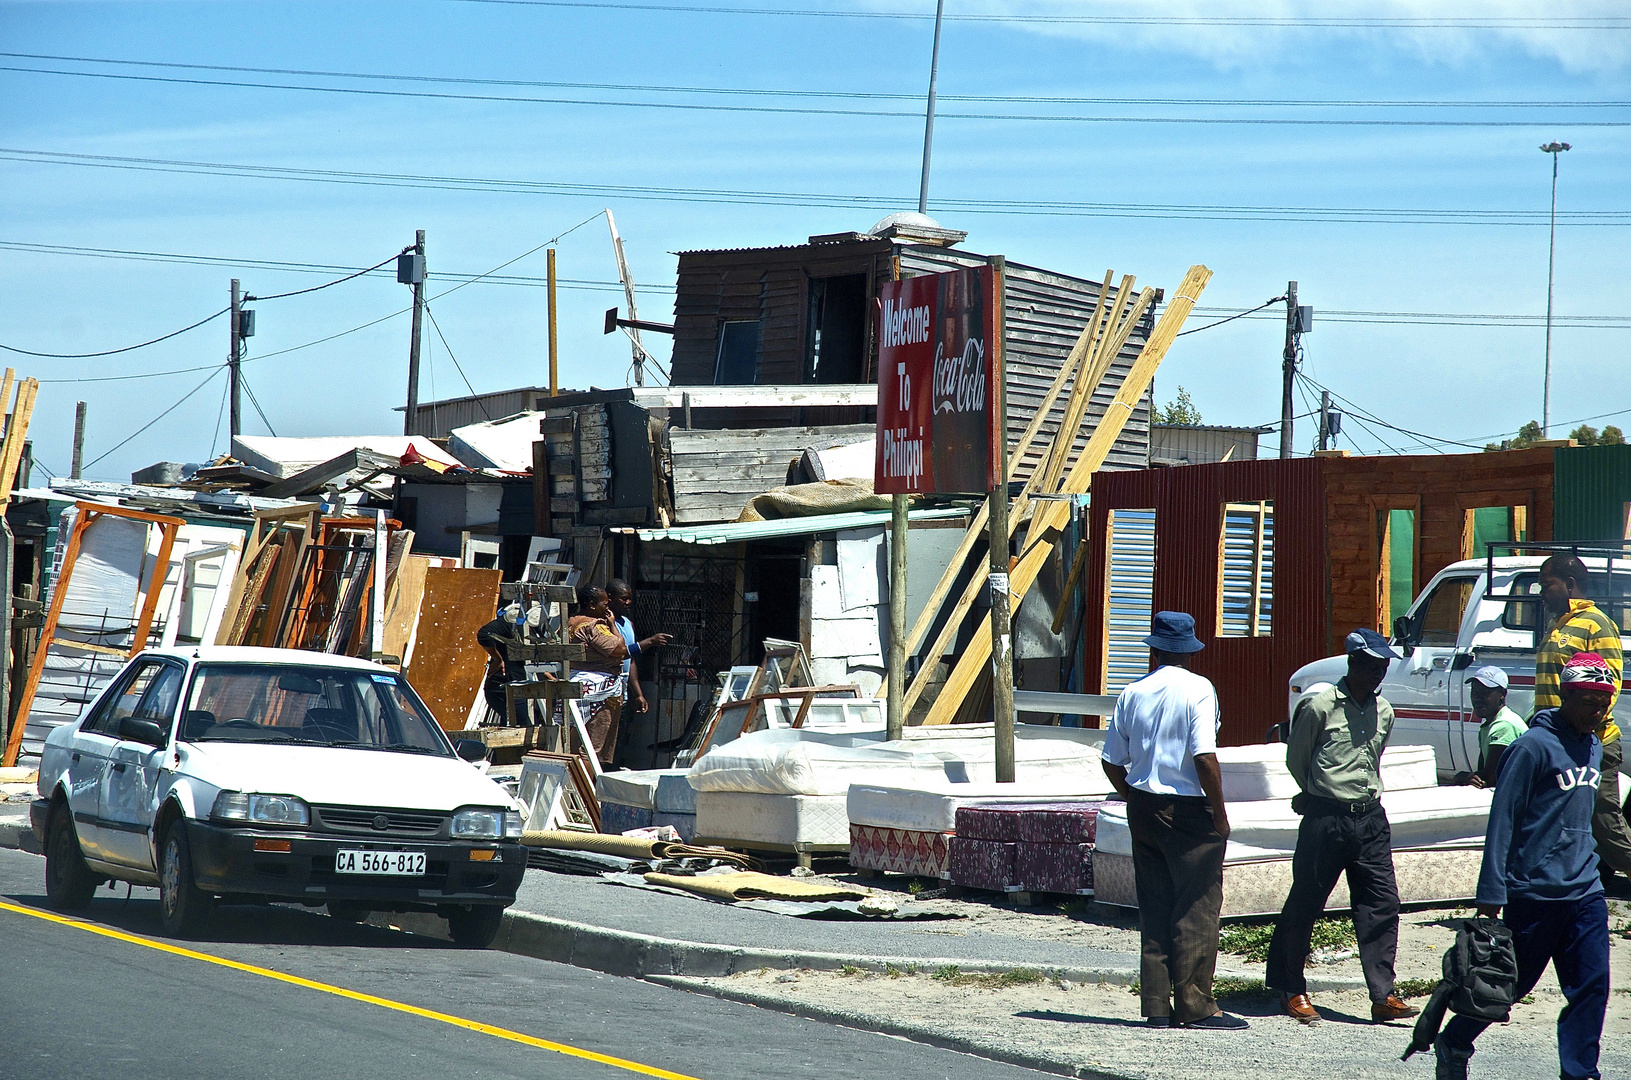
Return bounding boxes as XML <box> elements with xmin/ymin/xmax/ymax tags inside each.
<box><xmin>212</xmin><ymin>791</ymin><xmax>310</xmax><ymax>827</ymax></box>
<box><xmin>504</xmin><ymin>812</ymin><xmax>523</xmax><ymax>840</ymax></box>
<box><xmin>451</xmin><ymin>808</ymin><xmax>507</xmax><ymax>840</ymax></box>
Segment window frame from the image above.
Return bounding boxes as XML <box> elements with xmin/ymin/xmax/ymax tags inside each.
<box><xmin>1215</xmin><ymin>500</ymin><xmax>1274</xmax><ymax>639</ymax></box>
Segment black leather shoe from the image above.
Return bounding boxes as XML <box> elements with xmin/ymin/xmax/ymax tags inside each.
<box><xmin>1182</xmin><ymin>1013</ymin><xmax>1249</xmax><ymax>1030</ymax></box>
<box><xmin>1145</xmin><ymin>1016</ymin><xmax>1171</xmax><ymax>1028</ymax></box>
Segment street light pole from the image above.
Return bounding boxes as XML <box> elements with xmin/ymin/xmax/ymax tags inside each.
<box><xmin>1540</xmin><ymin>141</ymin><xmax>1571</xmax><ymax>438</ymax></box>
<box><xmin>917</xmin><ymin>0</ymin><xmax>946</xmax><ymax>214</ymax></box>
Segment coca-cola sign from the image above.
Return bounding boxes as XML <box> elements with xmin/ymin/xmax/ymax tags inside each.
<box><xmin>874</xmin><ymin>266</ymin><xmax>1001</xmax><ymax>495</ymax></box>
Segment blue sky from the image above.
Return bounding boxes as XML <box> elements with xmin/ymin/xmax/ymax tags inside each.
<box><xmin>2</xmin><ymin>0</ymin><xmax>1627</xmax><ymax>480</ymax></box>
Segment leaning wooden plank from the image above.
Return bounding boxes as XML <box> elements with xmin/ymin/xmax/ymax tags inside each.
<box><xmin>919</xmin><ymin>265</ymin><xmax>1212</xmax><ymax>727</ymax></box>
<box><xmin>381</xmin><ymin>553</ymin><xmax>432</xmax><ymax>667</ymax></box>
<box><xmin>0</xmin><ymin>378</ymin><xmax>39</xmax><ymax>507</ymax></box>
<box><xmin>403</xmin><ymin>567</ymin><xmax>503</xmax><ymax>731</ymax></box>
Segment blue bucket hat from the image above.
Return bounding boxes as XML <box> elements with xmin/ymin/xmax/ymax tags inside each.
<box><xmin>1144</xmin><ymin>611</ymin><xmax>1205</xmax><ymax>654</ymax></box>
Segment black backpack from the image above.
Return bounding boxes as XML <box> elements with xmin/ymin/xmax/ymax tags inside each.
<box><xmin>1402</xmin><ymin>917</ymin><xmax>1520</xmax><ymax>1061</ymax></box>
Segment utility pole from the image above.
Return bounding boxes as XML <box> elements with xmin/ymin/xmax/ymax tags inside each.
<box><xmin>987</xmin><ymin>256</ymin><xmax>1014</xmax><ymax>783</ymax></box>
<box><xmin>229</xmin><ymin>279</ymin><xmax>242</xmax><ymax>439</ymax></box>
<box><xmin>547</xmin><ymin>247</ymin><xmax>559</xmax><ymax>397</ymax></box>
<box><xmin>70</xmin><ymin>401</ymin><xmax>87</xmax><ymax>478</ymax></box>
<box><xmin>917</xmin><ymin>0</ymin><xmax>947</xmax><ymax>213</ymax></box>
<box><xmin>402</xmin><ymin>230</ymin><xmax>426</xmax><ymax>436</ymax></box>
<box><xmin>1540</xmin><ymin>142</ymin><xmax>1571</xmax><ymax>438</ymax></box>
<box><xmin>1318</xmin><ymin>390</ymin><xmax>1331</xmax><ymax>452</ymax></box>
<box><xmin>1279</xmin><ymin>280</ymin><xmax>1298</xmax><ymax>459</ymax></box>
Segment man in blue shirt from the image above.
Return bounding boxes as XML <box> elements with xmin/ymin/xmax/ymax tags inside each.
<box><xmin>1435</xmin><ymin>653</ymin><xmax>1615</xmax><ymax>1080</ymax></box>
<box><xmin>607</xmin><ymin>579</ymin><xmax>670</xmax><ymax>720</ymax></box>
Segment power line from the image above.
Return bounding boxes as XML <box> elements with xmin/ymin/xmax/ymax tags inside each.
<box><xmin>7</xmin><ymin>149</ymin><xmax>1628</xmax><ymax>228</ymax></box>
<box><xmin>7</xmin><ymin>53</ymin><xmax>1627</xmax><ymax>110</ymax></box>
<box><xmin>0</xmin><ymin>306</ymin><xmax>226</xmax><ymax>358</ymax></box>
<box><xmin>83</xmin><ymin>365</ymin><xmax>224</xmax><ymax>471</ymax></box>
<box><xmin>8</xmin><ymin>65</ymin><xmax>1631</xmax><ymax>128</ymax></box>
<box><xmin>1176</xmin><ymin>296</ymin><xmax>1287</xmax><ymax>336</ymax></box>
<box><xmin>442</xmin><ymin>1</ymin><xmax>1631</xmax><ymax>31</ymax></box>
<box><xmin>242</xmin><ymin>252</ymin><xmax>400</xmax><ymax>301</ymax></box>
<box><xmin>239</xmin><ymin>373</ymin><xmax>278</xmax><ymax>436</ymax></box>
<box><xmin>422</xmin><ymin>304</ymin><xmax>491</xmax><ymax>417</ymax></box>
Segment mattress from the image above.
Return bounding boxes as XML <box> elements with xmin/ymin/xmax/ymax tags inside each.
<box><xmin>847</xmin><ymin>782</ymin><xmax>1116</xmax><ymax>834</ymax></box>
<box><xmin>849</xmin><ymin>824</ymin><xmax>952</xmax><ymax>878</ymax></box>
<box><xmin>1015</xmin><ymin>841</ymin><xmax>1094</xmax><ymax>894</ymax></box>
<box><xmin>596</xmin><ymin>769</ymin><xmax>668</xmax><ymax>811</ymax></box>
<box><xmin>1215</xmin><ymin>743</ymin><xmax>1439</xmax><ymax>802</ymax></box>
<box><xmin>654</xmin><ymin>772</ymin><xmax>698</xmax><ymax>815</ymax></box>
<box><xmin>598</xmin><ymin>801</ymin><xmax>654</xmax><ymax>835</ymax></box>
<box><xmin>1094</xmin><ymin>785</ymin><xmax>1492</xmax><ymax>858</ymax></box>
<box><xmin>693</xmin><ymin>791</ymin><xmax>852</xmax><ymax>849</ymax></box>
<box><xmin>689</xmin><ymin>724</ymin><xmax>1108</xmax><ymax>797</ymax></box>
<box><xmin>1094</xmin><ymin>844</ymin><xmax>1484</xmax><ymax>917</ymax></box>
<box><xmin>949</xmin><ymin>837</ymin><xmax>1018</xmax><ymax>892</ymax></box>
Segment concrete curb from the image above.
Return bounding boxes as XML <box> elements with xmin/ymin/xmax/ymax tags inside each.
<box><xmin>646</xmin><ymin>974</ymin><xmax>1140</xmax><ymax>1080</ymax></box>
<box><xmin>0</xmin><ymin>812</ymin><xmax>41</xmax><ymax>855</ymax></box>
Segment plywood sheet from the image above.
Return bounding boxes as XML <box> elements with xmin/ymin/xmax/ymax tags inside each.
<box><xmin>382</xmin><ymin>553</ymin><xmax>431</xmax><ymax>666</ymax></box>
<box><xmin>404</xmin><ymin>566</ymin><xmax>502</xmax><ymax>731</ymax></box>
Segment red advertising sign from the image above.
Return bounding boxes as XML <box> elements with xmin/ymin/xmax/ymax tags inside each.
<box><xmin>874</xmin><ymin>266</ymin><xmax>1001</xmax><ymax>495</ymax></box>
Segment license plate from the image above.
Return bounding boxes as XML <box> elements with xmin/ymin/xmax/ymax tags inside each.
<box><xmin>335</xmin><ymin>850</ymin><xmax>425</xmax><ymax>876</ymax></box>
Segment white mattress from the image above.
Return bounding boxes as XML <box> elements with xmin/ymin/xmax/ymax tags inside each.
<box><xmin>596</xmin><ymin>769</ymin><xmax>670</xmax><ymax>811</ymax></box>
<box><xmin>688</xmin><ymin>724</ymin><xmax>1107</xmax><ymax>797</ymax></box>
<box><xmin>846</xmin><ymin>781</ymin><xmax>1116</xmax><ymax>833</ymax></box>
<box><xmin>693</xmin><ymin>791</ymin><xmax>852</xmax><ymax>849</ymax></box>
<box><xmin>654</xmin><ymin>771</ymin><xmax>697</xmax><ymax>814</ymax></box>
<box><xmin>1094</xmin><ymin>784</ymin><xmax>1491</xmax><ymax>859</ymax></box>
<box><xmin>1216</xmin><ymin>743</ymin><xmax>1438</xmax><ymax>802</ymax></box>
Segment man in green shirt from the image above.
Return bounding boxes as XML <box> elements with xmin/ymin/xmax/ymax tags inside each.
<box><xmin>1533</xmin><ymin>553</ymin><xmax>1631</xmax><ymax>886</ymax></box>
<box><xmin>1267</xmin><ymin>629</ymin><xmax>1419</xmax><ymax>1026</ymax></box>
<box><xmin>1454</xmin><ymin>666</ymin><xmax>1527</xmax><ymax>789</ymax></box>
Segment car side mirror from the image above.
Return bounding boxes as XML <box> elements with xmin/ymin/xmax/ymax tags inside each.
<box><xmin>1392</xmin><ymin>616</ymin><xmax>1415</xmax><ymax>649</ymax></box>
<box><xmin>454</xmin><ymin>739</ymin><xmax>487</xmax><ymax>763</ymax></box>
<box><xmin>120</xmin><ymin>715</ymin><xmax>168</xmax><ymax>748</ymax></box>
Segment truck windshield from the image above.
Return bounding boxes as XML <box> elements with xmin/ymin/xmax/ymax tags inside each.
<box><xmin>179</xmin><ymin>664</ymin><xmax>451</xmax><ymax>756</ymax></box>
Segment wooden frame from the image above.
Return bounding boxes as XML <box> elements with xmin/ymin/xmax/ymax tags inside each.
<box><xmin>3</xmin><ymin>502</ymin><xmax>182</xmax><ymax>766</ymax></box>
<box><xmin>516</xmin><ymin>751</ymin><xmax>600</xmax><ymax>833</ymax></box>
<box><xmin>1215</xmin><ymin>500</ymin><xmax>1272</xmax><ymax>638</ymax></box>
<box><xmin>1368</xmin><ymin>495</ymin><xmax>1422</xmax><ymax>634</ymax></box>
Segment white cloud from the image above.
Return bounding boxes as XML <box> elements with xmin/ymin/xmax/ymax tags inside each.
<box><xmin>905</xmin><ymin>0</ymin><xmax>1631</xmax><ymax>75</ymax></box>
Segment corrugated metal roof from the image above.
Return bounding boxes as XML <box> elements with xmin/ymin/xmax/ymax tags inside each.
<box><xmin>620</xmin><ymin>506</ymin><xmax>969</xmax><ymax>545</ymax></box>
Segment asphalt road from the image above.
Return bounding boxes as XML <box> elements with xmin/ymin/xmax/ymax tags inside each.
<box><xmin>0</xmin><ymin>847</ymin><xmax>1048</xmax><ymax>1080</ymax></box>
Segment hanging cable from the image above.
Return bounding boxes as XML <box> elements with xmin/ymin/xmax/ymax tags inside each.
<box><xmin>242</xmin><ymin>252</ymin><xmax>399</xmax><ymax>301</ymax></box>
<box><xmin>239</xmin><ymin>374</ymin><xmax>278</xmax><ymax>436</ymax></box>
<box><xmin>1176</xmin><ymin>296</ymin><xmax>1287</xmax><ymax>336</ymax></box>
<box><xmin>82</xmin><ymin>366</ymin><xmax>224</xmax><ymax>471</ymax></box>
<box><xmin>0</xmin><ymin>306</ymin><xmax>226</xmax><ymax>358</ymax></box>
<box><xmin>422</xmin><ymin>304</ymin><xmax>491</xmax><ymax>418</ymax></box>
<box><xmin>208</xmin><ymin>375</ymin><xmax>229</xmax><ymax>459</ymax></box>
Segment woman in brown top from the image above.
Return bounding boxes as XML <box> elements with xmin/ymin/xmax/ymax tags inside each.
<box><xmin>568</xmin><ymin>585</ymin><xmax>628</xmax><ymax>766</ymax></box>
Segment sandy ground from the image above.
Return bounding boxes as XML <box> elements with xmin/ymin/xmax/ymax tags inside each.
<box><xmin>668</xmin><ymin>879</ymin><xmax>1631</xmax><ymax>1079</ymax></box>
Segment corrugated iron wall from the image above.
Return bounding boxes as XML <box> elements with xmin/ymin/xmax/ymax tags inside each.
<box><xmin>1553</xmin><ymin>444</ymin><xmax>1631</xmax><ymax>540</ymax></box>
<box><xmin>1084</xmin><ymin>458</ymin><xmax>1328</xmax><ymax>746</ymax></box>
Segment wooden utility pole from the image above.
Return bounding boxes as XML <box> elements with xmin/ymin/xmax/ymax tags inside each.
<box><xmin>1279</xmin><ymin>280</ymin><xmax>1298</xmax><ymax>460</ymax></box>
<box><xmin>547</xmin><ymin>247</ymin><xmax>559</xmax><ymax>397</ymax></box>
<box><xmin>70</xmin><ymin>401</ymin><xmax>86</xmax><ymax>479</ymax></box>
<box><xmin>229</xmin><ymin>279</ymin><xmax>242</xmax><ymax>439</ymax></box>
<box><xmin>988</xmin><ymin>255</ymin><xmax>1014</xmax><ymax>783</ymax></box>
<box><xmin>1318</xmin><ymin>389</ymin><xmax>1332</xmax><ymax>452</ymax></box>
<box><xmin>404</xmin><ymin>230</ymin><xmax>426</xmax><ymax>436</ymax></box>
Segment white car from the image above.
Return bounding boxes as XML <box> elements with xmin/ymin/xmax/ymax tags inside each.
<box><xmin>31</xmin><ymin>647</ymin><xmax>525</xmax><ymax>947</ymax></box>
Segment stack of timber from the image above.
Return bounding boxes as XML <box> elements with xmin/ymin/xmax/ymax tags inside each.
<box><xmin>895</xmin><ymin>265</ymin><xmax>1212</xmax><ymax>725</ymax></box>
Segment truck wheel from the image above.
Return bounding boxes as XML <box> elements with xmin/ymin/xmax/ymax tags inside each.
<box><xmin>445</xmin><ymin>905</ymin><xmax>504</xmax><ymax>949</ymax></box>
<box><xmin>158</xmin><ymin>823</ymin><xmax>212</xmax><ymax>938</ymax></box>
<box><xmin>44</xmin><ymin>807</ymin><xmax>98</xmax><ymax>911</ymax></box>
<box><xmin>327</xmin><ymin>901</ymin><xmax>372</xmax><ymax>924</ymax></box>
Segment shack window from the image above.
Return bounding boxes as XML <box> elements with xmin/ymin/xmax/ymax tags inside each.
<box><xmin>1217</xmin><ymin>501</ymin><xmax>1273</xmax><ymax>637</ymax></box>
<box><xmin>713</xmin><ymin>321</ymin><xmax>761</xmax><ymax>385</ymax></box>
<box><xmin>1102</xmin><ymin>508</ymin><xmax>1157</xmax><ymax>692</ymax></box>
<box><xmin>804</xmin><ymin>274</ymin><xmax>868</xmax><ymax>384</ymax></box>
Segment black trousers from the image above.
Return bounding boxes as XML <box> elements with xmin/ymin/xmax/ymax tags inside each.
<box><xmin>1127</xmin><ymin>789</ymin><xmax>1227</xmax><ymax>1024</ymax></box>
<box><xmin>1266</xmin><ymin>801</ymin><xmax>1400</xmax><ymax>1002</ymax></box>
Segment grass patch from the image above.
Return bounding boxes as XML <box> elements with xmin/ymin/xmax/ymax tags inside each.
<box><xmin>1213</xmin><ymin>976</ymin><xmax>1268</xmax><ymax>1000</ymax></box>
<box><xmin>1055</xmin><ymin>898</ymin><xmax>1089</xmax><ymax>915</ymax></box>
<box><xmin>1218</xmin><ymin>918</ymin><xmax>1356</xmax><ymax>963</ymax></box>
<box><xmin>838</xmin><ymin>964</ymin><xmax>863</xmax><ymax>976</ymax></box>
<box><xmin>1394</xmin><ymin>978</ymin><xmax>1438</xmax><ymax>999</ymax></box>
<box><xmin>930</xmin><ymin>965</ymin><xmax>1047</xmax><ymax>989</ymax></box>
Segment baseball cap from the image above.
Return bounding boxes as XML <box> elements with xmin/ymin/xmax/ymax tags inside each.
<box><xmin>1562</xmin><ymin>652</ymin><xmax>1618</xmax><ymax>694</ymax></box>
<box><xmin>1345</xmin><ymin>627</ymin><xmax>1400</xmax><ymax>661</ymax></box>
<box><xmin>1470</xmin><ymin>666</ymin><xmax>1509</xmax><ymax>690</ymax></box>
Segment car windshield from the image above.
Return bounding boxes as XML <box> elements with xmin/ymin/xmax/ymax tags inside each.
<box><xmin>180</xmin><ymin>664</ymin><xmax>451</xmax><ymax>756</ymax></box>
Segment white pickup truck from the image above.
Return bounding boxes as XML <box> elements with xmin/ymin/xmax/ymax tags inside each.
<box><xmin>1286</xmin><ymin>553</ymin><xmax>1631</xmax><ymax>783</ymax></box>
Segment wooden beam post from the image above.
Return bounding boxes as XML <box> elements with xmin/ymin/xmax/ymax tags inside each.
<box><xmin>988</xmin><ymin>255</ymin><xmax>1014</xmax><ymax>783</ymax></box>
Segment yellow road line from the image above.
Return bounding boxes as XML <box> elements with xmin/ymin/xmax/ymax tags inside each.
<box><xmin>0</xmin><ymin>899</ymin><xmax>702</xmax><ymax>1080</ymax></box>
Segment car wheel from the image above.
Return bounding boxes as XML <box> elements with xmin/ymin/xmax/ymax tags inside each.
<box><xmin>158</xmin><ymin>822</ymin><xmax>212</xmax><ymax>938</ymax></box>
<box><xmin>327</xmin><ymin>901</ymin><xmax>372</xmax><ymax>924</ymax></box>
<box><xmin>44</xmin><ymin>807</ymin><xmax>98</xmax><ymax>911</ymax></box>
<box><xmin>445</xmin><ymin>905</ymin><xmax>505</xmax><ymax>949</ymax></box>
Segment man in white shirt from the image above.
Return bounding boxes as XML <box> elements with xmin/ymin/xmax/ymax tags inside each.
<box><xmin>1102</xmin><ymin>611</ymin><xmax>1244</xmax><ymax>1031</ymax></box>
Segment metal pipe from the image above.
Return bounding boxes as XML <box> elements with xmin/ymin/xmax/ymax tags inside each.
<box><xmin>917</xmin><ymin>0</ymin><xmax>947</xmax><ymax>214</ymax></box>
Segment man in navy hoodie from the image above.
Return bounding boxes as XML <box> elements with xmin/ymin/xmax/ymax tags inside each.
<box><xmin>1435</xmin><ymin>653</ymin><xmax>1615</xmax><ymax>1080</ymax></box>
